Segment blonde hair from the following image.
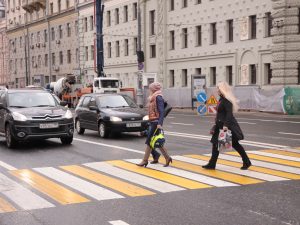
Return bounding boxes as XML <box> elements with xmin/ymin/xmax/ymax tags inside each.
<box><xmin>217</xmin><ymin>81</ymin><xmax>239</xmax><ymax>112</ymax></box>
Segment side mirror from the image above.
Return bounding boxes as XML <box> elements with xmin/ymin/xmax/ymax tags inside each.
<box><xmin>60</xmin><ymin>101</ymin><xmax>68</xmax><ymax>107</ymax></box>
<box><xmin>89</xmin><ymin>106</ymin><xmax>99</xmax><ymax>111</ymax></box>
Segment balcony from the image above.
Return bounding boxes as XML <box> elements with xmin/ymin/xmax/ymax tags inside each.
<box><xmin>22</xmin><ymin>0</ymin><xmax>46</xmax><ymax>12</ymax></box>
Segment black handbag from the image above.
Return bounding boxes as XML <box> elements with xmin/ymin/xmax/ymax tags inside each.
<box><xmin>164</xmin><ymin>101</ymin><xmax>172</xmax><ymax>118</ymax></box>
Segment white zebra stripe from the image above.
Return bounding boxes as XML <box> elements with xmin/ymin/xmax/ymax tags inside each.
<box><xmin>173</xmin><ymin>156</ymin><xmax>288</xmax><ymax>182</ymax></box>
<box><xmin>213</xmin><ymin>154</ymin><xmax>300</xmax><ymax>175</ymax></box>
<box><xmin>0</xmin><ymin>173</ymin><xmax>54</xmax><ymax>210</ymax></box>
<box><xmin>249</xmin><ymin>151</ymin><xmax>300</xmax><ymax>162</ymax></box>
<box><xmin>125</xmin><ymin>159</ymin><xmax>239</xmax><ymax>187</ymax></box>
<box><xmin>34</xmin><ymin>167</ymin><xmax>123</xmax><ymax>201</ymax></box>
<box><xmin>84</xmin><ymin>162</ymin><xmax>184</xmax><ymax>193</ymax></box>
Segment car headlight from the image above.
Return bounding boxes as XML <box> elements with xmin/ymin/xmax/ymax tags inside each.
<box><xmin>64</xmin><ymin>110</ymin><xmax>73</xmax><ymax>119</ymax></box>
<box><xmin>110</xmin><ymin>116</ymin><xmax>122</xmax><ymax>122</ymax></box>
<box><xmin>12</xmin><ymin>112</ymin><xmax>27</xmax><ymax>122</ymax></box>
<box><xmin>143</xmin><ymin>115</ymin><xmax>149</xmax><ymax>121</ymax></box>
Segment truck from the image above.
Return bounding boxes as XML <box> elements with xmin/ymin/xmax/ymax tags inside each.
<box><xmin>52</xmin><ymin>75</ymin><xmax>122</xmax><ymax>107</ymax></box>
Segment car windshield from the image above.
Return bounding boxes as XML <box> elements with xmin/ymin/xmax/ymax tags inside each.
<box><xmin>101</xmin><ymin>80</ymin><xmax>119</xmax><ymax>88</ymax></box>
<box><xmin>98</xmin><ymin>95</ymin><xmax>137</xmax><ymax>108</ymax></box>
<box><xmin>8</xmin><ymin>92</ymin><xmax>58</xmax><ymax>108</ymax></box>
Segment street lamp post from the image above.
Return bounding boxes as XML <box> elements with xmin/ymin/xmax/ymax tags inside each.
<box><xmin>136</xmin><ymin>0</ymin><xmax>144</xmax><ymax>106</ymax></box>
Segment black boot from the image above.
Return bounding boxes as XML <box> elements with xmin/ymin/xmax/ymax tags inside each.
<box><xmin>202</xmin><ymin>144</ymin><xmax>219</xmax><ymax>170</ymax></box>
<box><xmin>150</xmin><ymin>149</ymin><xmax>161</xmax><ymax>164</ymax></box>
<box><xmin>241</xmin><ymin>160</ymin><xmax>252</xmax><ymax>170</ymax></box>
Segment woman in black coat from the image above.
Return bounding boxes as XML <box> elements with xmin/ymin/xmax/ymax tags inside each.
<box><xmin>202</xmin><ymin>82</ymin><xmax>252</xmax><ymax>170</ymax></box>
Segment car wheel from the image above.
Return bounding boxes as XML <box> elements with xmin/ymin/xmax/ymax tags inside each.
<box><xmin>61</xmin><ymin>136</ymin><xmax>73</xmax><ymax>145</ymax></box>
<box><xmin>98</xmin><ymin>122</ymin><xmax>109</xmax><ymax>138</ymax></box>
<box><xmin>75</xmin><ymin>119</ymin><xmax>85</xmax><ymax>135</ymax></box>
<box><xmin>5</xmin><ymin>124</ymin><xmax>17</xmax><ymax>148</ymax></box>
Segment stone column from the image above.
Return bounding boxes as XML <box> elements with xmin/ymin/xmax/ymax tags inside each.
<box><xmin>271</xmin><ymin>0</ymin><xmax>300</xmax><ymax>85</ymax></box>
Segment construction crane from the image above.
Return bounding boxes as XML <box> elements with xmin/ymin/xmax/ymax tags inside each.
<box><xmin>94</xmin><ymin>0</ymin><xmax>105</xmax><ymax>77</ymax></box>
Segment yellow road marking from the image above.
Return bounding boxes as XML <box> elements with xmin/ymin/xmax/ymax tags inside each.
<box><xmin>108</xmin><ymin>160</ymin><xmax>211</xmax><ymax>189</ymax></box>
<box><xmin>227</xmin><ymin>152</ymin><xmax>300</xmax><ymax>168</ymax></box>
<box><xmin>11</xmin><ymin>170</ymin><xmax>89</xmax><ymax>205</ymax></box>
<box><xmin>162</xmin><ymin>159</ymin><xmax>263</xmax><ymax>185</ymax></box>
<box><xmin>187</xmin><ymin>155</ymin><xmax>300</xmax><ymax>180</ymax></box>
<box><xmin>61</xmin><ymin>165</ymin><xmax>155</xmax><ymax>197</ymax></box>
<box><xmin>262</xmin><ymin>150</ymin><xmax>300</xmax><ymax>158</ymax></box>
<box><xmin>0</xmin><ymin>197</ymin><xmax>16</xmax><ymax>213</ymax></box>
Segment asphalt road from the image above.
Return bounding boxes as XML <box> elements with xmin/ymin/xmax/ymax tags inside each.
<box><xmin>0</xmin><ymin>111</ymin><xmax>300</xmax><ymax>225</ymax></box>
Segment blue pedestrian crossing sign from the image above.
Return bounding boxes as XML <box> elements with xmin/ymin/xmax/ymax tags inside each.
<box><xmin>197</xmin><ymin>104</ymin><xmax>207</xmax><ymax>115</ymax></box>
<box><xmin>197</xmin><ymin>92</ymin><xmax>207</xmax><ymax>103</ymax></box>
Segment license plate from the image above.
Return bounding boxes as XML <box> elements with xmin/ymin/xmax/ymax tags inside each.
<box><xmin>126</xmin><ymin>123</ymin><xmax>141</xmax><ymax>128</ymax></box>
<box><xmin>39</xmin><ymin>123</ymin><xmax>59</xmax><ymax>129</ymax></box>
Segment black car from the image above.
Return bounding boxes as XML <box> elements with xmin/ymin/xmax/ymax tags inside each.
<box><xmin>75</xmin><ymin>94</ymin><xmax>149</xmax><ymax>138</ymax></box>
<box><xmin>0</xmin><ymin>89</ymin><xmax>74</xmax><ymax>148</ymax></box>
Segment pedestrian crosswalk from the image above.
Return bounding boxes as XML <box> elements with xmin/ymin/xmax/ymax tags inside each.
<box><xmin>1</xmin><ymin>148</ymin><xmax>300</xmax><ymax>214</ymax></box>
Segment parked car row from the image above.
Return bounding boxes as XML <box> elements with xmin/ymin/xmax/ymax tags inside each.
<box><xmin>0</xmin><ymin>88</ymin><xmax>149</xmax><ymax>148</ymax></box>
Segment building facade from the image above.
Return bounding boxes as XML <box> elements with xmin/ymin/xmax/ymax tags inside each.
<box><xmin>5</xmin><ymin>0</ymin><xmax>300</xmax><ymax>94</ymax></box>
<box><xmin>6</xmin><ymin>0</ymin><xmax>79</xmax><ymax>88</ymax></box>
<box><xmin>0</xmin><ymin>1</ymin><xmax>9</xmax><ymax>86</ymax></box>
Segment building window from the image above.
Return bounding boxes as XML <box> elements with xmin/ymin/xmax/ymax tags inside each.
<box><xmin>196</xmin><ymin>25</ymin><xmax>202</xmax><ymax>46</ymax></box>
<box><xmin>59</xmin><ymin>25</ymin><xmax>63</xmax><ymax>39</ymax></box>
<box><xmin>45</xmin><ymin>54</ymin><xmax>48</xmax><ymax>67</ymax></box>
<box><xmin>75</xmin><ymin>20</ymin><xmax>79</xmax><ymax>34</ymax></box>
<box><xmin>150</xmin><ymin>45</ymin><xmax>156</xmax><ymax>58</ymax></box>
<box><xmin>182</xmin><ymin>28</ymin><xmax>188</xmax><ymax>48</ymax></box>
<box><xmin>196</xmin><ymin>0</ymin><xmax>201</xmax><ymax>4</ymax></box>
<box><xmin>58</xmin><ymin>0</ymin><xmax>61</xmax><ymax>12</ymax></box>
<box><xmin>67</xmin><ymin>50</ymin><xmax>71</xmax><ymax>64</ymax></box>
<box><xmin>52</xmin><ymin>75</ymin><xmax>57</xmax><ymax>82</ymax></box>
<box><xmin>20</xmin><ymin>37</ymin><xmax>23</xmax><ymax>48</ymax></box>
<box><xmin>150</xmin><ymin>10</ymin><xmax>155</xmax><ymax>35</ymax></box>
<box><xmin>124</xmin><ymin>5</ymin><xmax>128</xmax><ymax>22</ymax></box>
<box><xmin>196</xmin><ymin>68</ymin><xmax>201</xmax><ymax>74</ymax></box>
<box><xmin>298</xmin><ymin>8</ymin><xmax>300</xmax><ymax>34</ymax></box>
<box><xmin>115</xmin><ymin>8</ymin><xmax>119</xmax><ymax>25</ymax></box>
<box><xmin>250</xmin><ymin>64</ymin><xmax>256</xmax><ymax>84</ymax></box>
<box><xmin>66</xmin><ymin>0</ymin><xmax>70</xmax><ymax>8</ymax></box>
<box><xmin>67</xmin><ymin>23</ymin><xmax>71</xmax><ymax>37</ymax></box>
<box><xmin>124</xmin><ymin>39</ymin><xmax>129</xmax><ymax>56</ymax></box>
<box><xmin>210</xmin><ymin>23</ymin><xmax>217</xmax><ymax>44</ymax></box>
<box><xmin>133</xmin><ymin>3</ymin><xmax>138</xmax><ymax>20</ymax></box>
<box><xmin>85</xmin><ymin>46</ymin><xmax>89</xmax><ymax>61</ymax></box>
<box><xmin>298</xmin><ymin>62</ymin><xmax>300</xmax><ymax>84</ymax></box>
<box><xmin>107</xmin><ymin>42</ymin><xmax>112</xmax><ymax>58</ymax></box>
<box><xmin>31</xmin><ymin>33</ymin><xmax>34</xmax><ymax>44</ymax></box>
<box><xmin>170</xmin><ymin>0</ymin><xmax>175</xmax><ymax>11</ymax></box>
<box><xmin>265</xmin><ymin>63</ymin><xmax>272</xmax><ymax>84</ymax></box>
<box><xmin>44</xmin><ymin>30</ymin><xmax>48</xmax><ymax>42</ymax></box>
<box><xmin>169</xmin><ymin>70</ymin><xmax>175</xmax><ymax>87</ymax></box>
<box><xmin>51</xmin><ymin>27</ymin><xmax>55</xmax><ymax>41</ymax></box>
<box><xmin>90</xmin><ymin>16</ymin><xmax>94</xmax><ymax>31</ymax></box>
<box><xmin>210</xmin><ymin>67</ymin><xmax>217</xmax><ymax>86</ymax></box>
<box><xmin>133</xmin><ymin>38</ymin><xmax>138</xmax><ymax>55</ymax></box>
<box><xmin>265</xmin><ymin>12</ymin><xmax>272</xmax><ymax>37</ymax></box>
<box><xmin>227</xmin><ymin>19</ymin><xmax>233</xmax><ymax>42</ymax></box>
<box><xmin>76</xmin><ymin>48</ymin><xmax>79</xmax><ymax>63</ymax></box>
<box><xmin>59</xmin><ymin>51</ymin><xmax>63</xmax><ymax>65</ymax></box>
<box><xmin>226</xmin><ymin>66</ymin><xmax>233</xmax><ymax>85</ymax></box>
<box><xmin>84</xmin><ymin>18</ymin><xmax>88</xmax><ymax>32</ymax></box>
<box><xmin>182</xmin><ymin>0</ymin><xmax>188</xmax><ymax>8</ymax></box>
<box><xmin>91</xmin><ymin>45</ymin><xmax>94</xmax><ymax>60</ymax></box>
<box><xmin>107</xmin><ymin>11</ymin><xmax>111</xmax><ymax>26</ymax></box>
<box><xmin>182</xmin><ymin>69</ymin><xmax>188</xmax><ymax>87</ymax></box>
<box><xmin>37</xmin><ymin>32</ymin><xmax>41</xmax><ymax>43</ymax></box>
<box><xmin>52</xmin><ymin>53</ymin><xmax>55</xmax><ymax>65</ymax></box>
<box><xmin>250</xmin><ymin>15</ymin><xmax>257</xmax><ymax>39</ymax></box>
<box><xmin>116</xmin><ymin>41</ymin><xmax>120</xmax><ymax>57</ymax></box>
<box><xmin>50</xmin><ymin>3</ymin><xmax>53</xmax><ymax>14</ymax></box>
<box><xmin>170</xmin><ymin>30</ymin><xmax>175</xmax><ymax>50</ymax></box>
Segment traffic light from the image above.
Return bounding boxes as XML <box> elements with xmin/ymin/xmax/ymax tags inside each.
<box><xmin>137</xmin><ymin>51</ymin><xmax>144</xmax><ymax>63</ymax></box>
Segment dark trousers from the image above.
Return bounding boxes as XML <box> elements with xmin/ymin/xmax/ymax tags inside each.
<box><xmin>151</xmin><ymin>149</ymin><xmax>160</xmax><ymax>159</ymax></box>
<box><xmin>209</xmin><ymin>138</ymin><xmax>251</xmax><ymax>166</ymax></box>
